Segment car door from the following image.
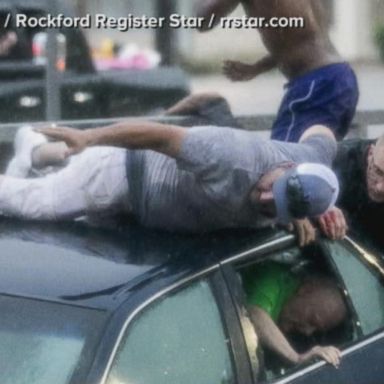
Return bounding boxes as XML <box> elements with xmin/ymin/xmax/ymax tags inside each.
<box><xmin>100</xmin><ymin>270</ymin><xmax>255</xmax><ymax>384</ymax></box>
<box><xmin>221</xmin><ymin>237</ymin><xmax>384</xmax><ymax>384</ymax></box>
<box><xmin>272</xmin><ymin>238</ymin><xmax>384</xmax><ymax>384</ymax></box>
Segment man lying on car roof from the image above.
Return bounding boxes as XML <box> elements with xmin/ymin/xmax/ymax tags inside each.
<box><xmin>2</xmin><ymin>117</ymin><xmax>338</xmax><ymax>239</ymax></box>
<box><xmin>169</xmin><ymin>93</ymin><xmax>375</xmax><ymax>247</ymax></box>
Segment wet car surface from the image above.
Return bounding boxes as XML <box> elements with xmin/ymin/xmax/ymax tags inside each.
<box><xmin>0</xmin><ymin>217</ymin><xmax>383</xmax><ymax>384</ymax></box>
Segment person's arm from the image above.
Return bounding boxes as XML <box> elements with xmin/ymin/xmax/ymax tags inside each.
<box><xmin>37</xmin><ymin>121</ymin><xmax>186</xmax><ymax>158</ymax></box>
<box><xmin>196</xmin><ymin>0</ymin><xmax>240</xmax><ymax>30</ymax></box>
<box><xmin>249</xmin><ymin>306</ymin><xmax>300</xmax><ymax>363</ymax></box>
<box><xmin>223</xmin><ymin>55</ymin><xmax>277</xmax><ymax>81</ymax></box>
<box><xmin>249</xmin><ymin>305</ymin><xmax>341</xmax><ymax>367</ymax></box>
<box><xmin>39</xmin><ymin>124</ymin><xmax>255</xmax><ymax>202</ymax></box>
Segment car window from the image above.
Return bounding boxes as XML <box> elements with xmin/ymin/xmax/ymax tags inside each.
<box><xmin>106</xmin><ymin>279</ymin><xmax>235</xmax><ymax>384</ymax></box>
<box><xmin>325</xmin><ymin>240</ymin><xmax>384</xmax><ymax>335</ymax></box>
<box><xmin>0</xmin><ymin>295</ymin><xmax>106</xmax><ymax>384</ymax></box>
<box><xmin>235</xmin><ymin>243</ymin><xmax>356</xmax><ymax>382</ymax></box>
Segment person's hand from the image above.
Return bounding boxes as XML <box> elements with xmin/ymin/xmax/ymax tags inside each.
<box><xmin>223</xmin><ymin>60</ymin><xmax>258</xmax><ymax>81</ymax></box>
<box><xmin>36</xmin><ymin>126</ymin><xmax>90</xmax><ymax>156</ymax></box>
<box><xmin>298</xmin><ymin>345</ymin><xmax>341</xmax><ymax>368</ymax></box>
<box><xmin>288</xmin><ymin>218</ymin><xmax>316</xmax><ymax>247</ymax></box>
<box><xmin>317</xmin><ymin>207</ymin><xmax>348</xmax><ymax>240</ymax></box>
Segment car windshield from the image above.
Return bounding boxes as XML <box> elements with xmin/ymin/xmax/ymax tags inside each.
<box><xmin>0</xmin><ymin>294</ymin><xmax>106</xmax><ymax>384</ymax></box>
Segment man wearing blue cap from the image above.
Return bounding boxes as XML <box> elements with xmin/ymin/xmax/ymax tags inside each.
<box><xmin>166</xmin><ymin>93</ymin><xmax>348</xmax><ymax>243</ymax></box>
<box><xmin>1</xmin><ymin>122</ymin><xmax>338</xmax><ymax>234</ymax></box>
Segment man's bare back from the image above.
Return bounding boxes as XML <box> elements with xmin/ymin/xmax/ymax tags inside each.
<box><xmin>197</xmin><ymin>0</ymin><xmax>342</xmax><ymax>80</ymax></box>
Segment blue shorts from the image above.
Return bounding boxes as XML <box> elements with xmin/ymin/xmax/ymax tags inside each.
<box><xmin>271</xmin><ymin>63</ymin><xmax>359</xmax><ymax>142</ymax></box>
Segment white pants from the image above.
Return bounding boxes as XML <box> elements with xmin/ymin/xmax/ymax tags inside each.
<box><xmin>0</xmin><ymin>147</ymin><xmax>130</xmax><ymax>220</ymax></box>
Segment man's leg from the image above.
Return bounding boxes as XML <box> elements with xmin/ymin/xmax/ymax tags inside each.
<box><xmin>271</xmin><ymin>64</ymin><xmax>359</xmax><ymax>142</ymax></box>
<box><xmin>0</xmin><ymin>147</ymin><xmax>130</xmax><ymax>220</ymax></box>
<box><xmin>165</xmin><ymin>92</ymin><xmax>239</xmax><ymax>127</ymax></box>
<box><xmin>32</xmin><ymin>141</ymin><xmax>68</xmax><ymax>169</ymax></box>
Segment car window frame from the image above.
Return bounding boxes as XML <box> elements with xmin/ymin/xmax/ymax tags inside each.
<box><xmin>93</xmin><ymin>267</ymin><xmax>254</xmax><ymax>384</ymax></box>
<box><xmin>212</xmin><ymin>268</ymin><xmax>257</xmax><ymax>384</ymax></box>
<box><xmin>268</xmin><ymin>237</ymin><xmax>384</xmax><ymax>384</ymax></box>
<box><xmin>220</xmin><ymin>233</ymin><xmax>301</xmax><ymax>383</ymax></box>
<box><xmin>220</xmin><ymin>234</ymin><xmax>376</xmax><ymax>384</ymax></box>
<box><xmin>251</xmin><ymin>237</ymin><xmax>384</xmax><ymax>384</ymax></box>
<box><xmin>0</xmin><ymin>293</ymin><xmax>108</xmax><ymax>384</ymax></box>
<box><xmin>319</xmin><ymin>238</ymin><xmax>364</xmax><ymax>340</ymax></box>
<box><xmin>321</xmin><ymin>237</ymin><xmax>384</xmax><ymax>339</ymax></box>
<box><xmin>220</xmin><ymin>263</ymin><xmax>260</xmax><ymax>383</ymax></box>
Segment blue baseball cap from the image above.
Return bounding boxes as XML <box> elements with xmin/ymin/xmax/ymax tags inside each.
<box><xmin>273</xmin><ymin>163</ymin><xmax>339</xmax><ymax>225</ymax></box>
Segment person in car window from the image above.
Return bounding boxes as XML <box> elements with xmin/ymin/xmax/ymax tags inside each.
<box><xmin>1</xmin><ymin>121</ymin><xmax>338</xmax><ymax>236</ymax></box>
<box><xmin>196</xmin><ymin>0</ymin><xmax>359</xmax><ymax>142</ymax></box>
<box><xmin>242</xmin><ymin>262</ymin><xmax>347</xmax><ymax>367</ymax></box>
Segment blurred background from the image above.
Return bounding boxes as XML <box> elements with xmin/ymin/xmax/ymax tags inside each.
<box><xmin>0</xmin><ymin>0</ymin><xmax>383</xmax><ymax>126</ymax></box>
<box><xmin>76</xmin><ymin>0</ymin><xmax>384</xmax><ymax>115</ymax></box>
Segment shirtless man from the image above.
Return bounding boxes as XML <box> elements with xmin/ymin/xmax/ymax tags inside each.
<box><xmin>196</xmin><ymin>0</ymin><xmax>359</xmax><ymax>142</ymax></box>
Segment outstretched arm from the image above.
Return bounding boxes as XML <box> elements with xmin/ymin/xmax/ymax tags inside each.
<box><xmin>249</xmin><ymin>306</ymin><xmax>300</xmax><ymax>363</ymax></box>
<box><xmin>196</xmin><ymin>0</ymin><xmax>240</xmax><ymax>30</ymax></box>
<box><xmin>249</xmin><ymin>306</ymin><xmax>341</xmax><ymax>367</ymax></box>
<box><xmin>37</xmin><ymin>121</ymin><xmax>186</xmax><ymax>158</ymax></box>
<box><xmin>223</xmin><ymin>55</ymin><xmax>277</xmax><ymax>81</ymax></box>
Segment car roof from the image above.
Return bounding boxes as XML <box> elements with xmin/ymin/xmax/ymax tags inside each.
<box><xmin>0</xmin><ymin>218</ymin><xmax>290</xmax><ymax>311</ymax></box>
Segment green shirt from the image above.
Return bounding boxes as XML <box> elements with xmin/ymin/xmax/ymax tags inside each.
<box><xmin>242</xmin><ymin>262</ymin><xmax>300</xmax><ymax>322</ymax></box>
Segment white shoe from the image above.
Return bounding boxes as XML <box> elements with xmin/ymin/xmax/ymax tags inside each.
<box><xmin>5</xmin><ymin>125</ymin><xmax>48</xmax><ymax>177</ymax></box>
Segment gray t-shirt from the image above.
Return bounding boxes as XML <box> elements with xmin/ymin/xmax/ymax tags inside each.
<box><xmin>126</xmin><ymin>126</ymin><xmax>336</xmax><ymax>232</ymax></box>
